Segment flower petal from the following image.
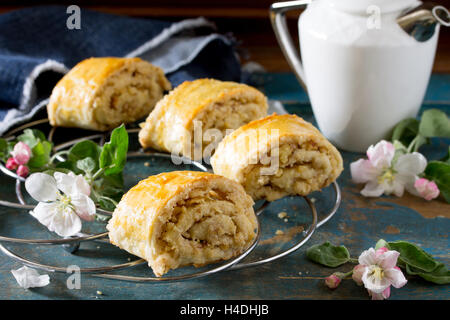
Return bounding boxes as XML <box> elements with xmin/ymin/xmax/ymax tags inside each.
<box><xmin>368</xmin><ymin>290</ymin><xmax>384</xmax><ymax>300</ymax></box>
<box><xmin>361</xmin><ymin>265</ymin><xmax>391</xmax><ymax>293</ymax></box>
<box><xmin>384</xmin><ymin>268</ymin><xmax>408</xmax><ymax>288</ymax></box>
<box><xmin>382</xmin><ymin>286</ymin><xmax>391</xmax><ymax>299</ymax></box>
<box><xmin>11</xmin><ymin>142</ymin><xmax>32</xmax><ymax>165</ymax></box>
<box><xmin>350</xmin><ymin>159</ymin><xmax>379</xmax><ymax>183</ymax></box>
<box><xmin>54</xmin><ymin>172</ymin><xmax>77</xmax><ymax>196</ymax></box>
<box><xmin>358</xmin><ymin>248</ymin><xmax>377</xmax><ymax>266</ymax></box>
<box><xmin>367</xmin><ymin>140</ymin><xmax>395</xmax><ymax>169</ymax></box>
<box><xmin>71</xmin><ymin>194</ymin><xmax>96</xmax><ymax>221</ymax></box>
<box><xmin>11</xmin><ymin>266</ymin><xmax>50</xmax><ymax>289</ymax></box>
<box><xmin>382</xmin><ymin>178</ymin><xmax>405</xmax><ymax>197</ymax></box>
<box><xmin>361</xmin><ymin>181</ymin><xmax>385</xmax><ymax>197</ymax></box>
<box><xmin>25</xmin><ymin>173</ymin><xmax>58</xmax><ymax>202</ymax></box>
<box><xmin>54</xmin><ymin>172</ymin><xmax>90</xmax><ymax>197</ymax></box>
<box><xmin>378</xmin><ymin>250</ymin><xmax>400</xmax><ymax>269</ymax></box>
<box><xmin>414</xmin><ymin>178</ymin><xmax>440</xmax><ymax>201</ymax></box>
<box><xmin>74</xmin><ymin>174</ymin><xmax>91</xmax><ymax>196</ymax></box>
<box><xmin>394</xmin><ymin>152</ymin><xmax>427</xmax><ymax>175</ymax></box>
<box><xmin>352</xmin><ymin>265</ymin><xmax>366</xmax><ymax>285</ymax></box>
<box><xmin>30</xmin><ymin>202</ymin><xmax>81</xmax><ymax>237</ymax></box>
<box><xmin>369</xmin><ymin>286</ymin><xmax>391</xmax><ymax>300</ymax></box>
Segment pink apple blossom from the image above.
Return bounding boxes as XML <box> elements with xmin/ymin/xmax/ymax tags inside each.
<box><xmin>11</xmin><ymin>142</ymin><xmax>32</xmax><ymax>165</ymax></box>
<box><xmin>414</xmin><ymin>178</ymin><xmax>440</xmax><ymax>201</ymax></box>
<box><xmin>325</xmin><ymin>274</ymin><xmax>341</xmax><ymax>289</ymax></box>
<box><xmin>16</xmin><ymin>165</ymin><xmax>29</xmax><ymax>178</ymax></box>
<box><xmin>5</xmin><ymin>157</ymin><xmax>18</xmax><ymax>170</ymax></box>
<box><xmin>352</xmin><ymin>246</ymin><xmax>407</xmax><ymax>300</ymax></box>
<box><xmin>350</xmin><ymin>140</ymin><xmax>427</xmax><ymax>198</ymax></box>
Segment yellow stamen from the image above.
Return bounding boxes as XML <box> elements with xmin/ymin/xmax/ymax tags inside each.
<box><xmin>378</xmin><ymin>169</ymin><xmax>395</xmax><ymax>184</ymax></box>
<box><xmin>369</xmin><ymin>266</ymin><xmax>385</xmax><ymax>280</ymax></box>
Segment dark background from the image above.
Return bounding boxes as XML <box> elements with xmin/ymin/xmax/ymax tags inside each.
<box><xmin>0</xmin><ymin>0</ymin><xmax>449</xmax><ymax>72</ymax></box>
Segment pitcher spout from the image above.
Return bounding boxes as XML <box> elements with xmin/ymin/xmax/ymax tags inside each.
<box><xmin>397</xmin><ymin>3</ymin><xmax>449</xmax><ymax>42</ymax></box>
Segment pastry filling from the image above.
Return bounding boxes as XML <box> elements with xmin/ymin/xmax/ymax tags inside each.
<box><xmin>190</xmin><ymin>99</ymin><xmax>266</xmax><ymax>159</ymax></box>
<box><xmin>93</xmin><ymin>63</ymin><xmax>166</xmax><ymax>129</ymax></box>
<box><xmin>152</xmin><ymin>189</ymin><xmax>256</xmax><ymax>276</ymax></box>
<box><xmin>243</xmin><ymin>142</ymin><xmax>339</xmax><ymax>201</ymax></box>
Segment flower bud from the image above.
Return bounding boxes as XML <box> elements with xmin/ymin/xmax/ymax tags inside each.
<box><xmin>414</xmin><ymin>178</ymin><xmax>440</xmax><ymax>201</ymax></box>
<box><xmin>375</xmin><ymin>247</ymin><xmax>388</xmax><ymax>256</ymax></box>
<box><xmin>11</xmin><ymin>142</ymin><xmax>32</xmax><ymax>165</ymax></box>
<box><xmin>352</xmin><ymin>264</ymin><xmax>366</xmax><ymax>286</ymax></box>
<box><xmin>17</xmin><ymin>165</ymin><xmax>29</xmax><ymax>178</ymax></box>
<box><xmin>325</xmin><ymin>274</ymin><xmax>341</xmax><ymax>289</ymax></box>
<box><xmin>5</xmin><ymin>157</ymin><xmax>18</xmax><ymax>170</ymax></box>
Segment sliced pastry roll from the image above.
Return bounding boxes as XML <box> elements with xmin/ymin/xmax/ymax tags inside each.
<box><xmin>138</xmin><ymin>78</ymin><xmax>268</xmax><ymax>160</ymax></box>
<box><xmin>107</xmin><ymin>171</ymin><xmax>257</xmax><ymax>277</ymax></box>
<box><xmin>211</xmin><ymin>114</ymin><xmax>343</xmax><ymax>201</ymax></box>
<box><xmin>47</xmin><ymin>57</ymin><xmax>171</xmax><ymax>131</ymax></box>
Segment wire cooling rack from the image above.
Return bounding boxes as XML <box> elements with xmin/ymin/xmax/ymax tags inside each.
<box><xmin>0</xmin><ymin>119</ymin><xmax>341</xmax><ymax>282</ymax></box>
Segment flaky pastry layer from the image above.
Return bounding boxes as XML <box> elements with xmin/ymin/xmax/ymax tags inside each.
<box><xmin>138</xmin><ymin>79</ymin><xmax>268</xmax><ymax>160</ymax></box>
<box><xmin>47</xmin><ymin>57</ymin><xmax>171</xmax><ymax>131</ymax></box>
<box><xmin>107</xmin><ymin>171</ymin><xmax>257</xmax><ymax>277</ymax></box>
<box><xmin>211</xmin><ymin>114</ymin><xmax>344</xmax><ymax>201</ymax></box>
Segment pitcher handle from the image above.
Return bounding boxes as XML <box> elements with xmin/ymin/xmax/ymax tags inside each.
<box><xmin>270</xmin><ymin>0</ymin><xmax>310</xmax><ymax>91</ymax></box>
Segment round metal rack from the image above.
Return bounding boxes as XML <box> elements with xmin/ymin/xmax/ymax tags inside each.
<box><xmin>0</xmin><ymin>119</ymin><xmax>341</xmax><ymax>282</ymax></box>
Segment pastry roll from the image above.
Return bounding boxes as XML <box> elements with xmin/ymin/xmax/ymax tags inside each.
<box><xmin>47</xmin><ymin>57</ymin><xmax>171</xmax><ymax>131</ymax></box>
<box><xmin>138</xmin><ymin>78</ymin><xmax>268</xmax><ymax>160</ymax></box>
<box><xmin>107</xmin><ymin>171</ymin><xmax>257</xmax><ymax>277</ymax></box>
<box><xmin>211</xmin><ymin>114</ymin><xmax>343</xmax><ymax>201</ymax></box>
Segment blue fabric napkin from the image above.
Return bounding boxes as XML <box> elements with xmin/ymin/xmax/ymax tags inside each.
<box><xmin>0</xmin><ymin>5</ymin><xmax>241</xmax><ymax>135</ymax></box>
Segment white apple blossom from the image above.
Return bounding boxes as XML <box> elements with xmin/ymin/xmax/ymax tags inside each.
<box><xmin>352</xmin><ymin>247</ymin><xmax>407</xmax><ymax>300</ymax></box>
<box><xmin>11</xmin><ymin>266</ymin><xmax>50</xmax><ymax>289</ymax></box>
<box><xmin>25</xmin><ymin>172</ymin><xmax>95</xmax><ymax>237</ymax></box>
<box><xmin>350</xmin><ymin>140</ymin><xmax>427</xmax><ymax>197</ymax></box>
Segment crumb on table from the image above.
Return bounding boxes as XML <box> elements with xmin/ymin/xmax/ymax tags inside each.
<box><xmin>275</xmin><ymin>230</ymin><xmax>284</xmax><ymax>235</ymax></box>
<box><xmin>277</xmin><ymin>212</ymin><xmax>287</xmax><ymax>219</ymax></box>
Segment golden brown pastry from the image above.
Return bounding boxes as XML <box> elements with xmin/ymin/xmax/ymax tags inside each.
<box><xmin>138</xmin><ymin>78</ymin><xmax>268</xmax><ymax>160</ymax></box>
<box><xmin>47</xmin><ymin>57</ymin><xmax>171</xmax><ymax>131</ymax></box>
<box><xmin>211</xmin><ymin>114</ymin><xmax>343</xmax><ymax>201</ymax></box>
<box><xmin>107</xmin><ymin>171</ymin><xmax>257</xmax><ymax>277</ymax></box>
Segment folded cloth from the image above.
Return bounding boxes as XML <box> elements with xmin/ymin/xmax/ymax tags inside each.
<box><xmin>0</xmin><ymin>5</ymin><xmax>241</xmax><ymax>135</ymax></box>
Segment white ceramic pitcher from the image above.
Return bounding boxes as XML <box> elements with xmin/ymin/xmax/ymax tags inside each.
<box><xmin>270</xmin><ymin>0</ymin><xmax>450</xmax><ymax>152</ymax></box>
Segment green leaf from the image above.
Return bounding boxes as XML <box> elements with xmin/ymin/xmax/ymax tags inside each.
<box><xmin>0</xmin><ymin>138</ymin><xmax>8</xmax><ymax>161</ymax></box>
<box><xmin>55</xmin><ymin>159</ymin><xmax>79</xmax><ymax>173</ymax></box>
<box><xmin>391</xmin><ymin>118</ymin><xmax>420</xmax><ymax>146</ymax></box>
<box><xmin>27</xmin><ymin>140</ymin><xmax>52</xmax><ymax>169</ymax></box>
<box><xmin>440</xmin><ymin>146</ymin><xmax>450</xmax><ymax>165</ymax></box>
<box><xmin>77</xmin><ymin>157</ymin><xmax>96</xmax><ymax>174</ymax></box>
<box><xmin>388</xmin><ymin>241</ymin><xmax>439</xmax><ymax>273</ymax></box>
<box><xmin>375</xmin><ymin>239</ymin><xmax>390</xmax><ymax>250</ymax></box>
<box><xmin>67</xmin><ymin>140</ymin><xmax>101</xmax><ymax>167</ymax></box>
<box><xmin>306</xmin><ymin>242</ymin><xmax>351</xmax><ymax>267</ymax></box>
<box><xmin>424</xmin><ymin>161</ymin><xmax>450</xmax><ymax>203</ymax></box>
<box><xmin>17</xmin><ymin>129</ymin><xmax>46</xmax><ymax>148</ymax></box>
<box><xmin>99</xmin><ymin>124</ymin><xmax>128</xmax><ymax>176</ymax></box>
<box><xmin>419</xmin><ymin>109</ymin><xmax>450</xmax><ymax>138</ymax></box>
<box><xmin>42</xmin><ymin>168</ymin><xmax>72</xmax><ymax>175</ymax></box>
<box><xmin>406</xmin><ymin>263</ymin><xmax>450</xmax><ymax>284</ymax></box>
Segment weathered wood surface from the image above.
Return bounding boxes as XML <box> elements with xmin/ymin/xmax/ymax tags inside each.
<box><xmin>0</xmin><ymin>73</ymin><xmax>448</xmax><ymax>300</ymax></box>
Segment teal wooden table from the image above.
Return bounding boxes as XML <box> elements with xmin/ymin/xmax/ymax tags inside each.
<box><xmin>0</xmin><ymin>72</ymin><xmax>448</xmax><ymax>300</ymax></box>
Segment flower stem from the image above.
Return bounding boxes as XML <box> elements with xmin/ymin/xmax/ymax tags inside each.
<box><xmin>335</xmin><ymin>270</ymin><xmax>354</xmax><ymax>279</ymax></box>
<box><xmin>407</xmin><ymin>135</ymin><xmax>420</xmax><ymax>153</ymax></box>
<box><xmin>98</xmin><ymin>195</ymin><xmax>118</xmax><ymax>207</ymax></box>
<box><xmin>49</xmin><ymin>150</ymin><xmax>69</xmax><ymax>164</ymax></box>
<box><xmin>91</xmin><ymin>168</ymin><xmax>104</xmax><ymax>181</ymax></box>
